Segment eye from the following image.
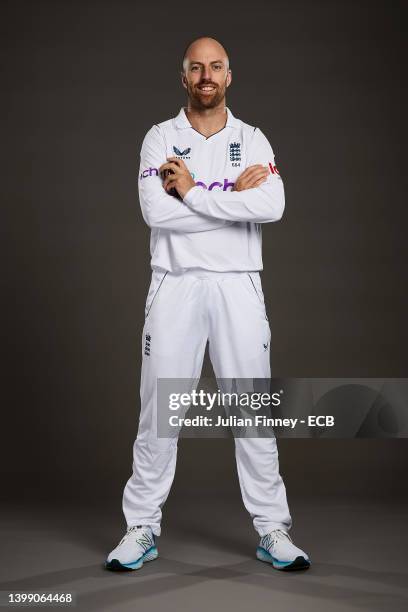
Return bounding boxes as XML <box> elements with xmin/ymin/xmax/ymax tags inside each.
<box><xmin>213</xmin><ymin>64</ymin><xmax>222</xmax><ymax>70</ymax></box>
<box><xmin>190</xmin><ymin>65</ymin><xmax>199</xmax><ymax>71</ymax></box>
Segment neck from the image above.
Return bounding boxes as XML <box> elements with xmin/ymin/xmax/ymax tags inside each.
<box><xmin>185</xmin><ymin>101</ymin><xmax>228</xmax><ymax>138</ymax></box>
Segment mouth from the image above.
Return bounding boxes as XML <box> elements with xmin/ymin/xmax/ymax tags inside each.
<box><xmin>197</xmin><ymin>85</ymin><xmax>217</xmax><ymax>94</ymax></box>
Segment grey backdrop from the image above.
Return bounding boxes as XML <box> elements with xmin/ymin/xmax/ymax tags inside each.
<box><xmin>2</xmin><ymin>0</ymin><xmax>407</xmax><ymax>510</ymax></box>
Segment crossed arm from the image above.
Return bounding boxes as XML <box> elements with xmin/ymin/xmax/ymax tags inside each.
<box><xmin>138</xmin><ymin>124</ymin><xmax>285</xmax><ymax>232</ymax></box>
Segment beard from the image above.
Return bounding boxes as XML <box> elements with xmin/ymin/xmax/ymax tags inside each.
<box><xmin>186</xmin><ymin>79</ymin><xmax>227</xmax><ymax>110</ymax></box>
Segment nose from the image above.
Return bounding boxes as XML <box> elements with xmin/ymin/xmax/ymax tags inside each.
<box><xmin>202</xmin><ymin>65</ymin><xmax>211</xmax><ymax>80</ymax></box>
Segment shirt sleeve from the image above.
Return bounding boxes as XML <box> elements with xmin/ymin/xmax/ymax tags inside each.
<box><xmin>183</xmin><ymin>127</ymin><xmax>285</xmax><ymax>223</ymax></box>
<box><xmin>138</xmin><ymin>125</ymin><xmax>234</xmax><ymax>232</ymax></box>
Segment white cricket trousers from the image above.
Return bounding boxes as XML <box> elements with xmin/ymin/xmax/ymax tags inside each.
<box><xmin>122</xmin><ymin>269</ymin><xmax>292</xmax><ymax>537</ymax></box>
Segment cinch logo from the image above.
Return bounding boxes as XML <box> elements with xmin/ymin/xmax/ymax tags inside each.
<box><xmin>140</xmin><ymin>167</ymin><xmax>159</xmax><ymax>179</ymax></box>
<box><xmin>139</xmin><ymin>168</ymin><xmax>235</xmax><ymax>190</ymax></box>
<box><xmin>195</xmin><ymin>179</ymin><xmax>235</xmax><ymax>191</ymax></box>
<box><xmin>268</xmin><ymin>162</ymin><xmax>280</xmax><ymax>175</ymax></box>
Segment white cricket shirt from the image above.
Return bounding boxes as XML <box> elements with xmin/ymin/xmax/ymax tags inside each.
<box><xmin>138</xmin><ymin>106</ymin><xmax>285</xmax><ymax>272</ymax></box>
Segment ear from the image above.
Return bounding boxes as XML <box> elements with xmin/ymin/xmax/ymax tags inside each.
<box><xmin>180</xmin><ymin>71</ymin><xmax>188</xmax><ymax>90</ymax></box>
<box><xmin>226</xmin><ymin>69</ymin><xmax>232</xmax><ymax>88</ymax></box>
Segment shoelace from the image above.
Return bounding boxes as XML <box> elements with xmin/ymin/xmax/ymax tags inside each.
<box><xmin>127</xmin><ymin>526</ymin><xmax>146</xmax><ymax>534</ymax></box>
<box><xmin>118</xmin><ymin>526</ymin><xmax>153</xmax><ymax>551</ymax></box>
<box><xmin>261</xmin><ymin>529</ymin><xmax>293</xmax><ymax>551</ymax></box>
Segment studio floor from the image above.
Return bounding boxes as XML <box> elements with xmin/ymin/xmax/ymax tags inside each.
<box><xmin>1</xmin><ymin>495</ymin><xmax>407</xmax><ymax>612</ymax></box>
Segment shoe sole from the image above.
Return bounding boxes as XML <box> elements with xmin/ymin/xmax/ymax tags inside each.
<box><xmin>256</xmin><ymin>546</ymin><xmax>311</xmax><ymax>571</ymax></box>
<box><xmin>105</xmin><ymin>546</ymin><xmax>159</xmax><ymax>571</ymax></box>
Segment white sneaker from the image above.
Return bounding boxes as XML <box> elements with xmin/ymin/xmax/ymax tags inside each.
<box><xmin>256</xmin><ymin>529</ymin><xmax>311</xmax><ymax>571</ymax></box>
<box><xmin>105</xmin><ymin>525</ymin><xmax>158</xmax><ymax>571</ymax></box>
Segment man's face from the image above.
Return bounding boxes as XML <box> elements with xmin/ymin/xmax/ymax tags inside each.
<box><xmin>182</xmin><ymin>49</ymin><xmax>231</xmax><ymax>109</ymax></box>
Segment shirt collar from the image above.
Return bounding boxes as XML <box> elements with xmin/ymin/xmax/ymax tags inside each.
<box><xmin>174</xmin><ymin>106</ymin><xmax>239</xmax><ymax>130</ymax></box>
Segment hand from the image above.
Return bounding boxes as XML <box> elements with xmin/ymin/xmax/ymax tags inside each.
<box><xmin>233</xmin><ymin>164</ymin><xmax>269</xmax><ymax>192</ymax></box>
<box><xmin>159</xmin><ymin>157</ymin><xmax>196</xmax><ymax>199</ymax></box>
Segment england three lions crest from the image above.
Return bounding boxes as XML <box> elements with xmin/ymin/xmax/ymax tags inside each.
<box><xmin>229</xmin><ymin>142</ymin><xmax>241</xmax><ymax>167</ymax></box>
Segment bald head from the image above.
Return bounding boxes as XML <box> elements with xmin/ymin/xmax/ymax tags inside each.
<box><xmin>182</xmin><ymin>36</ymin><xmax>229</xmax><ymax>74</ymax></box>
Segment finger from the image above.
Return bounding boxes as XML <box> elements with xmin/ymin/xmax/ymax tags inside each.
<box><xmin>248</xmin><ymin>164</ymin><xmax>269</xmax><ymax>174</ymax></box>
<box><xmin>249</xmin><ymin>167</ymin><xmax>269</xmax><ymax>179</ymax></box>
<box><xmin>160</xmin><ymin>169</ymin><xmax>174</xmax><ymax>182</ymax></box>
<box><xmin>241</xmin><ymin>164</ymin><xmax>266</xmax><ymax>175</ymax></box>
<box><xmin>159</xmin><ymin>162</ymin><xmax>181</xmax><ymax>175</ymax></box>
<box><xmin>163</xmin><ymin>176</ymin><xmax>177</xmax><ymax>190</ymax></box>
<box><xmin>160</xmin><ymin>161</ymin><xmax>180</xmax><ymax>171</ymax></box>
<box><xmin>241</xmin><ymin>169</ymin><xmax>269</xmax><ymax>187</ymax></box>
<box><xmin>241</xmin><ymin>166</ymin><xmax>269</xmax><ymax>180</ymax></box>
<box><xmin>250</xmin><ymin>176</ymin><xmax>268</xmax><ymax>188</ymax></box>
<box><xmin>166</xmin><ymin>156</ymin><xmax>185</xmax><ymax>168</ymax></box>
<box><xmin>248</xmin><ymin>164</ymin><xmax>266</xmax><ymax>171</ymax></box>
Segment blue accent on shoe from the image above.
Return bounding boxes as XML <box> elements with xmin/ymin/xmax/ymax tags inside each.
<box><xmin>105</xmin><ymin>545</ymin><xmax>159</xmax><ymax>571</ymax></box>
<box><xmin>256</xmin><ymin>546</ymin><xmax>310</xmax><ymax>571</ymax></box>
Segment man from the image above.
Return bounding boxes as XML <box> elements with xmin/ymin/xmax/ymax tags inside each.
<box><xmin>106</xmin><ymin>36</ymin><xmax>310</xmax><ymax>572</ymax></box>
